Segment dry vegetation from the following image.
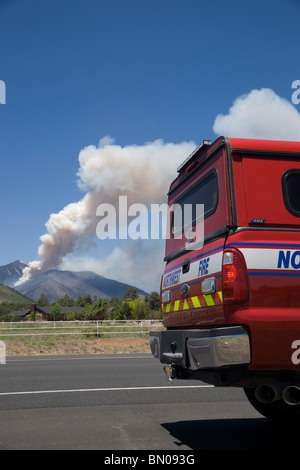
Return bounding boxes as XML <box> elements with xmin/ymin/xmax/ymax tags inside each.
<box><xmin>5</xmin><ymin>337</ymin><xmax>151</xmax><ymax>356</ymax></box>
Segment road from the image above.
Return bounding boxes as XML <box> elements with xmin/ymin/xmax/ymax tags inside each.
<box><xmin>0</xmin><ymin>353</ymin><xmax>299</xmax><ymax>451</ymax></box>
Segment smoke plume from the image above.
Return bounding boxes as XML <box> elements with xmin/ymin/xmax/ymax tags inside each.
<box><xmin>16</xmin><ymin>137</ymin><xmax>196</xmax><ymax>285</ymax></box>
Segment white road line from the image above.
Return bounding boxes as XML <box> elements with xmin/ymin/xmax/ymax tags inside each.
<box><xmin>0</xmin><ymin>384</ymin><xmax>213</xmax><ymax>396</ymax></box>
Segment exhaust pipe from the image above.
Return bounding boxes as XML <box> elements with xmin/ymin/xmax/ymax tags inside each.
<box><xmin>255</xmin><ymin>383</ymin><xmax>284</xmax><ymax>404</ymax></box>
<box><xmin>282</xmin><ymin>385</ymin><xmax>300</xmax><ymax>406</ymax></box>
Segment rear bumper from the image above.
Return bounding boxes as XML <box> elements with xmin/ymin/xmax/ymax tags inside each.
<box><xmin>150</xmin><ymin>326</ymin><xmax>250</xmax><ymax>370</ymax></box>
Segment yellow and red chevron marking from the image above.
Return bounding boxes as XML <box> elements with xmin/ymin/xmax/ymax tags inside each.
<box><xmin>161</xmin><ymin>291</ymin><xmax>223</xmax><ymax>313</ymax></box>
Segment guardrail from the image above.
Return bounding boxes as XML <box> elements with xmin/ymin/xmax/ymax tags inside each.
<box><xmin>0</xmin><ymin>320</ymin><xmax>164</xmax><ymax>341</ymax></box>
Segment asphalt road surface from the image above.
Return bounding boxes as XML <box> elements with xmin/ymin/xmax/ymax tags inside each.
<box><xmin>0</xmin><ymin>353</ymin><xmax>299</xmax><ymax>451</ymax></box>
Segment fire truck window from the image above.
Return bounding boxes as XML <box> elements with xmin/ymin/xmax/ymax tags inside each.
<box><xmin>172</xmin><ymin>171</ymin><xmax>218</xmax><ymax>236</ymax></box>
<box><xmin>282</xmin><ymin>170</ymin><xmax>300</xmax><ymax>217</ymax></box>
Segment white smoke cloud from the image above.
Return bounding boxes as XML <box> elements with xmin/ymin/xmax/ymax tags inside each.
<box><xmin>213</xmin><ymin>88</ymin><xmax>300</xmax><ymax>140</ymax></box>
<box><xmin>16</xmin><ymin>137</ymin><xmax>196</xmax><ymax>287</ymax></box>
<box><xmin>61</xmin><ymin>240</ymin><xmax>165</xmax><ymax>293</ymax></box>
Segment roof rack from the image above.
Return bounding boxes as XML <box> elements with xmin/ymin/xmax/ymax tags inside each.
<box><xmin>177</xmin><ymin>140</ymin><xmax>212</xmax><ymax>173</ymax></box>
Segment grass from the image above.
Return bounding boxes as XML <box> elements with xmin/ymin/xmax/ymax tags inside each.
<box><xmin>4</xmin><ymin>336</ymin><xmax>152</xmax><ymax>356</ymax></box>
<box><xmin>0</xmin><ymin>320</ymin><xmax>163</xmax><ymax>356</ymax></box>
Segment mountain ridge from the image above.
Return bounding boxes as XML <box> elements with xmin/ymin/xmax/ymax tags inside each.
<box><xmin>0</xmin><ymin>282</ymin><xmax>33</xmax><ymax>304</ymax></box>
<box><xmin>8</xmin><ymin>264</ymin><xmax>149</xmax><ymax>304</ymax></box>
<box><xmin>0</xmin><ymin>260</ymin><xmax>28</xmax><ymax>287</ymax></box>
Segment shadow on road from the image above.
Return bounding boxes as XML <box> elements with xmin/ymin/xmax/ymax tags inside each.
<box><xmin>162</xmin><ymin>418</ymin><xmax>300</xmax><ymax>450</ymax></box>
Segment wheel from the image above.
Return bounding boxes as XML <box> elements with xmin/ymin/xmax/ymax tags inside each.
<box><xmin>244</xmin><ymin>387</ymin><xmax>300</xmax><ymax>421</ymax></box>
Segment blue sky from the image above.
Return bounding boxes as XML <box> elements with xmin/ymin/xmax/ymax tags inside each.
<box><xmin>1</xmin><ymin>0</ymin><xmax>300</xmax><ymax>291</ymax></box>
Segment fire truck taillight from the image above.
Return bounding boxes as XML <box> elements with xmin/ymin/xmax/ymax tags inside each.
<box><xmin>222</xmin><ymin>248</ymin><xmax>249</xmax><ymax>304</ymax></box>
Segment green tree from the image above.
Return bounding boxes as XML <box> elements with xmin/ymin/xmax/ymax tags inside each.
<box><xmin>83</xmin><ymin>295</ymin><xmax>93</xmax><ymax>305</ymax></box>
<box><xmin>81</xmin><ymin>304</ymin><xmax>93</xmax><ymax>320</ymax></box>
<box><xmin>11</xmin><ymin>312</ymin><xmax>21</xmax><ymax>322</ymax></box>
<box><xmin>57</xmin><ymin>294</ymin><xmax>75</xmax><ymax>307</ymax></box>
<box><xmin>75</xmin><ymin>295</ymin><xmax>85</xmax><ymax>307</ymax></box>
<box><xmin>37</xmin><ymin>293</ymin><xmax>50</xmax><ymax>306</ymax></box>
<box><xmin>133</xmin><ymin>300</ymin><xmax>150</xmax><ymax>319</ymax></box>
<box><xmin>118</xmin><ymin>302</ymin><xmax>133</xmax><ymax>320</ymax></box>
<box><xmin>75</xmin><ymin>295</ymin><xmax>93</xmax><ymax>307</ymax></box>
<box><xmin>123</xmin><ymin>288</ymin><xmax>138</xmax><ymax>301</ymax></box>
<box><xmin>110</xmin><ymin>296</ymin><xmax>121</xmax><ymax>306</ymax></box>
<box><xmin>64</xmin><ymin>310</ymin><xmax>77</xmax><ymax>321</ymax></box>
<box><xmin>148</xmin><ymin>292</ymin><xmax>160</xmax><ymax>311</ymax></box>
<box><xmin>29</xmin><ymin>311</ymin><xmax>36</xmax><ymax>321</ymax></box>
<box><xmin>90</xmin><ymin>298</ymin><xmax>110</xmax><ymax>320</ymax></box>
<box><xmin>50</xmin><ymin>303</ymin><xmax>62</xmax><ymax>320</ymax></box>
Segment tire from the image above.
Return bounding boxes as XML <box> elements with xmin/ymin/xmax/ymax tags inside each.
<box><xmin>244</xmin><ymin>387</ymin><xmax>300</xmax><ymax>422</ymax></box>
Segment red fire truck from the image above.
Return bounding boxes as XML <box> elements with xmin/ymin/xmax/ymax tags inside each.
<box><xmin>150</xmin><ymin>136</ymin><xmax>300</xmax><ymax>421</ymax></box>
